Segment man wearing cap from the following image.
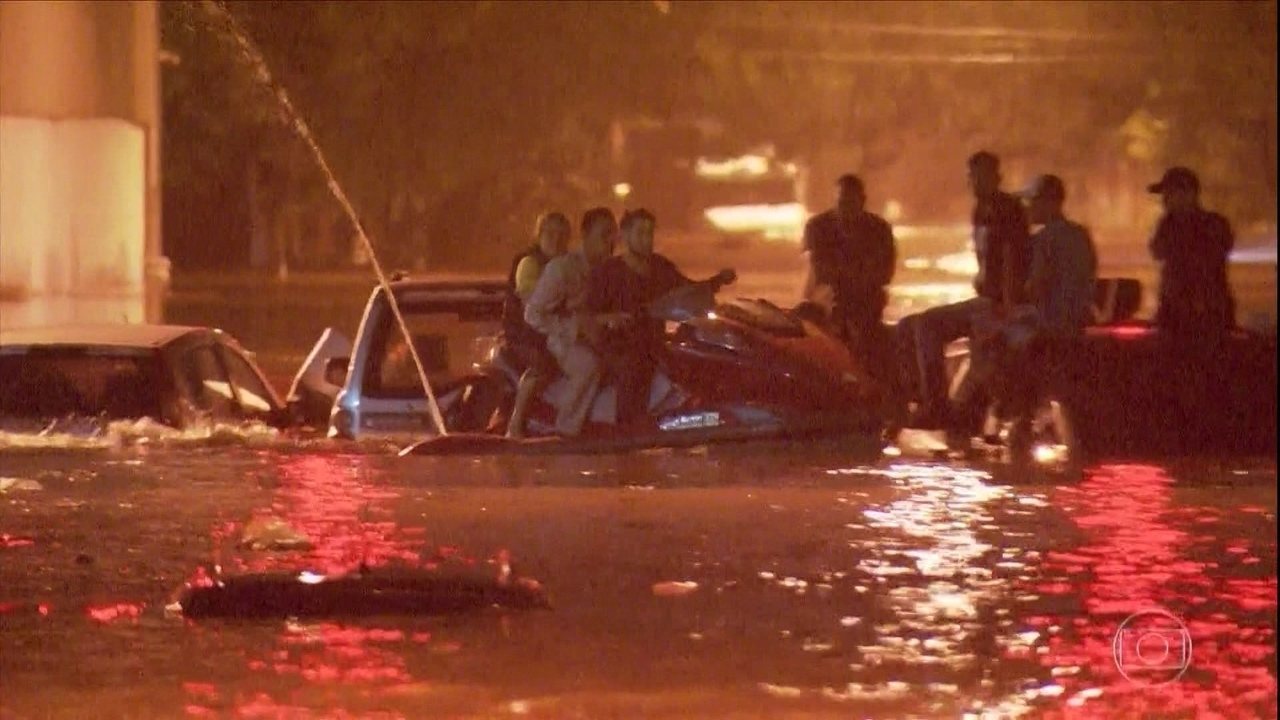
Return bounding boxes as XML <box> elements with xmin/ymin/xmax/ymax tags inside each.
<box><xmin>1022</xmin><ymin>174</ymin><xmax>1098</xmax><ymax>337</ymax></box>
<box><xmin>801</xmin><ymin>173</ymin><xmax>897</xmax><ymax>352</ymax></box>
<box><xmin>906</xmin><ymin>151</ymin><xmax>1031</xmax><ymax>428</ymax></box>
<box><xmin>958</xmin><ymin>173</ymin><xmax>1098</xmax><ymax>424</ymax></box>
<box><xmin>1146</xmin><ymin>166</ymin><xmax>1236</xmax><ymax>338</ymax></box>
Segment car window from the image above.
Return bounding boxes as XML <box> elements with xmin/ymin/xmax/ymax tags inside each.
<box><xmin>183</xmin><ymin>345</ymin><xmax>235</xmax><ymax>418</ymax></box>
<box><xmin>0</xmin><ymin>349</ymin><xmax>163</xmax><ymax>421</ymax></box>
<box><xmin>216</xmin><ymin>345</ymin><xmax>276</xmax><ymax>418</ymax></box>
<box><xmin>363</xmin><ymin>309</ymin><xmax>501</xmax><ymax>399</ymax></box>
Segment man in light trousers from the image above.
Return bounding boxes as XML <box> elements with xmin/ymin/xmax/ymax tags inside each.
<box><xmin>516</xmin><ymin>207</ymin><xmax>618</xmax><ymax>437</ymax></box>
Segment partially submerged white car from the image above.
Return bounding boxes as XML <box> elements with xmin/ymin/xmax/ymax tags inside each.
<box><xmin>289</xmin><ymin>278</ymin><xmax>508</xmax><ymax>441</ymax></box>
<box><xmin>0</xmin><ymin>323</ymin><xmax>290</xmax><ymax>431</ymax></box>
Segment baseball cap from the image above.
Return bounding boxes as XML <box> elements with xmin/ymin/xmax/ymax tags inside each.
<box><xmin>836</xmin><ymin>173</ymin><xmax>864</xmax><ymax>192</ymax></box>
<box><xmin>1147</xmin><ymin>166</ymin><xmax>1199</xmax><ymax>194</ymax></box>
<box><xmin>1018</xmin><ymin>174</ymin><xmax>1066</xmax><ymax>201</ymax></box>
<box><xmin>968</xmin><ymin>150</ymin><xmax>999</xmax><ymax>171</ymax></box>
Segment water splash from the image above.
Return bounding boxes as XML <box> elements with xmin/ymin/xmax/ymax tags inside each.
<box><xmin>193</xmin><ymin>0</ymin><xmax>447</xmax><ymax>438</ymax></box>
<box><xmin>0</xmin><ymin>416</ymin><xmax>281</xmax><ymax>450</ymax></box>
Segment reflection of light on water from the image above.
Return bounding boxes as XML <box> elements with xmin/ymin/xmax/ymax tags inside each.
<box><xmin>835</xmin><ymin>463</ymin><xmax>1013</xmax><ymax>699</ymax></box>
<box><xmin>187</xmin><ymin>454</ymin><xmax>427</xmax><ymax>715</ymax></box>
<box><xmin>985</xmin><ymin>463</ymin><xmax>1279</xmax><ymax>716</ymax></box>
<box><xmin>240</xmin><ymin>454</ymin><xmax>418</xmax><ymax>576</ymax></box>
<box><xmin>1032</xmin><ymin>443</ymin><xmax>1067</xmax><ymax>465</ymax></box>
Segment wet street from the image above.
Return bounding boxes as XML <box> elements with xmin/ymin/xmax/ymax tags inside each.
<box><xmin>0</xmin><ymin>431</ymin><xmax>1275</xmax><ymax>719</ymax></box>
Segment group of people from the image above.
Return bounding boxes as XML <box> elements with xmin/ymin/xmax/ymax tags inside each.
<box><xmin>501</xmin><ymin>207</ymin><xmax>735</xmax><ymax>438</ymax></box>
<box><xmin>803</xmin><ymin>150</ymin><xmax>1237</xmax><ymax>431</ymax></box>
<box><xmin>500</xmin><ymin>149</ymin><xmax>1238</xmax><ymax>439</ymax></box>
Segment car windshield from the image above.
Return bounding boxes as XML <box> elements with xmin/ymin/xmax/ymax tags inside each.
<box><xmin>0</xmin><ymin>347</ymin><xmax>164</xmax><ymax>421</ymax></box>
<box><xmin>363</xmin><ymin>303</ymin><xmax>502</xmax><ymax>399</ymax></box>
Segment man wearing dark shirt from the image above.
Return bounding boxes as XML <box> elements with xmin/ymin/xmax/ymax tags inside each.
<box><xmin>1146</xmin><ymin>166</ymin><xmax>1236</xmax><ymax>339</ymax></box>
<box><xmin>907</xmin><ymin>151</ymin><xmax>1031</xmax><ymax>427</ymax></box>
<box><xmin>802</xmin><ymin>174</ymin><xmax>897</xmax><ymax>351</ymax></box>
<box><xmin>585</xmin><ymin>208</ymin><xmax>735</xmax><ymax>427</ymax></box>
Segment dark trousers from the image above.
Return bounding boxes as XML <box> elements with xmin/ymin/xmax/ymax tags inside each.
<box><xmin>600</xmin><ymin>340</ymin><xmax>657</xmax><ymax>427</ymax></box>
<box><xmin>908</xmin><ymin>296</ymin><xmax>994</xmax><ymax>414</ymax></box>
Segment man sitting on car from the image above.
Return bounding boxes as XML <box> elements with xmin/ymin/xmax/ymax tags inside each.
<box><xmin>584</xmin><ymin>209</ymin><xmax>735</xmax><ymax>430</ymax></box>
<box><xmin>960</xmin><ymin>173</ymin><xmax>1098</xmax><ymax>430</ymax></box>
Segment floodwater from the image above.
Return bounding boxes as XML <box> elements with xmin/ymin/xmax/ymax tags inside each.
<box><xmin>1</xmin><ymin>429</ymin><xmax>1275</xmax><ymax>719</ymax></box>
<box><xmin>2</xmin><ymin>252</ymin><xmax>1277</xmax><ymax>718</ymax></box>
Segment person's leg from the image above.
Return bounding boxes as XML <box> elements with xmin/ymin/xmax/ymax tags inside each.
<box><xmin>614</xmin><ymin>350</ymin><xmax>656</xmax><ymax>428</ymax></box>
<box><xmin>912</xmin><ymin>297</ymin><xmax>988</xmax><ymax>423</ymax></box>
<box><xmin>504</xmin><ymin>368</ymin><xmax>541</xmax><ymax>438</ymax></box>
<box><xmin>553</xmin><ymin>343</ymin><xmax>602</xmax><ymax>437</ymax></box>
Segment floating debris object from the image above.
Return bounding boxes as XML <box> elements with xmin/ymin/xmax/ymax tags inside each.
<box><xmin>652</xmin><ymin>580</ymin><xmax>699</xmax><ymax>597</ymax></box>
<box><xmin>237</xmin><ymin>516</ymin><xmax>313</xmax><ymax>551</ymax></box>
<box><xmin>175</xmin><ymin>564</ymin><xmax>549</xmax><ymax>619</ymax></box>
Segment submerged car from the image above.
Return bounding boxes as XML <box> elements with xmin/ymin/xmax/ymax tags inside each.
<box><xmin>291</xmin><ymin>278</ymin><xmax>510</xmax><ymax>441</ymax></box>
<box><xmin>296</xmin><ymin>276</ymin><xmax>890</xmax><ymax>451</ymax></box>
<box><xmin>914</xmin><ymin>278</ymin><xmax>1278</xmax><ymax>459</ymax></box>
<box><xmin>0</xmin><ymin>323</ymin><xmax>291</xmax><ymax>431</ymax></box>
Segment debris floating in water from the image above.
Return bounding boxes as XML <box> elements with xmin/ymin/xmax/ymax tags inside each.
<box><xmin>237</xmin><ymin>516</ymin><xmax>313</xmax><ymax>551</ymax></box>
<box><xmin>176</xmin><ymin>564</ymin><xmax>550</xmax><ymax>619</ymax></box>
<box><xmin>652</xmin><ymin>581</ymin><xmax>699</xmax><ymax>597</ymax></box>
<box><xmin>0</xmin><ymin>477</ymin><xmax>43</xmax><ymax>492</ymax></box>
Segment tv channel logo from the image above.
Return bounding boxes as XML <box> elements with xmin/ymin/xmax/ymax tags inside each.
<box><xmin>1112</xmin><ymin>608</ymin><xmax>1193</xmax><ymax>685</ymax></box>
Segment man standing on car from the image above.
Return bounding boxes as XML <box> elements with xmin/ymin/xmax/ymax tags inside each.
<box><xmin>585</xmin><ymin>209</ymin><xmax>735</xmax><ymax>429</ymax></box>
<box><xmin>906</xmin><ymin>150</ymin><xmax>1031</xmax><ymax>428</ymax></box>
<box><xmin>801</xmin><ymin>173</ymin><xmax>897</xmax><ymax>352</ymax></box>
<box><xmin>1146</xmin><ymin>166</ymin><xmax>1236</xmax><ymax>340</ymax></box>
<box><xmin>513</xmin><ymin>207</ymin><xmax>618</xmax><ymax>438</ymax></box>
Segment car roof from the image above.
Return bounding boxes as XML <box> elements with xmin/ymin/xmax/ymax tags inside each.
<box><xmin>386</xmin><ymin>276</ymin><xmax>506</xmax><ymax>295</ymax></box>
<box><xmin>0</xmin><ymin>323</ymin><xmax>209</xmax><ymax>350</ymax></box>
<box><xmin>378</xmin><ymin>277</ymin><xmax>509</xmax><ymax>309</ymax></box>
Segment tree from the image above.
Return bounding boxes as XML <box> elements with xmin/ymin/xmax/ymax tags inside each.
<box><xmin>163</xmin><ymin>0</ymin><xmax>695</xmax><ymax>271</ymax></box>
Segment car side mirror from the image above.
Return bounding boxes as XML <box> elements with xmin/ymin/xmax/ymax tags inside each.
<box><xmin>324</xmin><ymin>356</ymin><xmax>350</xmax><ymax>387</ymax></box>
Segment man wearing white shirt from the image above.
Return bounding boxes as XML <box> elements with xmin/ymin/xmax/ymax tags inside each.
<box><xmin>510</xmin><ymin>207</ymin><xmax>618</xmax><ymax>438</ymax></box>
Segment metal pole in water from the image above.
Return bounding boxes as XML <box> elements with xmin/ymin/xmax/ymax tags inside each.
<box><xmin>198</xmin><ymin>0</ymin><xmax>449</xmax><ymax>437</ymax></box>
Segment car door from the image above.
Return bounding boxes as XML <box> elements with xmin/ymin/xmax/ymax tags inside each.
<box><xmin>215</xmin><ymin>343</ymin><xmax>282</xmax><ymax>424</ymax></box>
<box><xmin>181</xmin><ymin>343</ymin><xmax>237</xmax><ymax>422</ymax></box>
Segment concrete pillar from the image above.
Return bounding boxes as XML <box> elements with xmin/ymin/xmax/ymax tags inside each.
<box><xmin>0</xmin><ymin>0</ymin><xmax>163</xmax><ymax>328</ymax></box>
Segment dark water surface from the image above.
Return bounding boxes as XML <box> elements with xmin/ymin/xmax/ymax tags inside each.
<box><xmin>1</xmin><ymin>428</ymin><xmax>1274</xmax><ymax>719</ymax></box>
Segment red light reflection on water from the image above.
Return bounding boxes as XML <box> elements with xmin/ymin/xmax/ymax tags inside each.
<box><xmin>183</xmin><ymin>453</ymin><xmax>445</xmax><ymax>716</ymax></box>
<box><xmin>1021</xmin><ymin>463</ymin><xmax>1277</xmax><ymax>717</ymax></box>
<box><xmin>242</xmin><ymin>454</ymin><xmax>420</xmax><ymax>576</ymax></box>
<box><xmin>1</xmin><ymin>533</ymin><xmax>36</xmax><ymax>548</ymax></box>
<box><xmin>262</xmin><ymin>623</ymin><xmax>414</xmax><ymax>684</ymax></box>
<box><xmin>85</xmin><ymin>602</ymin><xmax>145</xmax><ymax>624</ymax></box>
